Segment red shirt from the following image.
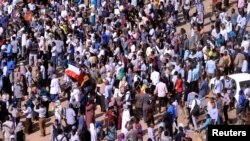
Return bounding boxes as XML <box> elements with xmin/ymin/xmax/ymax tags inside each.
<box><xmin>175</xmin><ymin>79</ymin><xmax>183</xmax><ymax>93</ymax></box>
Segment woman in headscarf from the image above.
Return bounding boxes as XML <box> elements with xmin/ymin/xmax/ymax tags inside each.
<box><xmin>121</xmin><ymin>104</ymin><xmax>131</xmax><ymax>135</ymax></box>
<box><xmin>89</xmin><ymin>123</ymin><xmax>97</xmax><ymax>141</ymax></box>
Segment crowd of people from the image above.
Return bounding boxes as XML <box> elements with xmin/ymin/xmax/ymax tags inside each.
<box><xmin>0</xmin><ymin>0</ymin><xmax>250</xmax><ymax>141</ymax></box>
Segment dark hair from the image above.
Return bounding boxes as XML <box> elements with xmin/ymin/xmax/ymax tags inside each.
<box><xmin>179</xmin><ymin>126</ymin><xmax>184</xmax><ymax>132</ymax></box>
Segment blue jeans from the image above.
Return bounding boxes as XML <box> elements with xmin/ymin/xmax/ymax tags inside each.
<box><xmin>51</xmin><ymin>56</ymin><xmax>57</xmax><ymax>68</ymax></box>
<box><xmin>50</xmin><ymin>94</ymin><xmax>59</xmax><ymax>102</ymax></box>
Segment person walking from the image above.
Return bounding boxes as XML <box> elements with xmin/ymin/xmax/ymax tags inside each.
<box><xmin>222</xmin><ymin>89</ymin><xmax>231</xmax><ymax>124</ymax></box>
<box><xmin>189</xmin><ymin>94</ymin><xmax>200</xmax><ymax>130</ymax></box>
<box><xmin>22</xmin><ymin>104</ymin><xmax>33</xmax><ymax>134</ymax></box>
<box><xmin>65</xmin><ymin>103</ymin><xmax>76</xmax><ymax>132</ymax></box>
<box><xmin>154</xmin><ymin>78</ymin><xmax>168</xmax><ymax>113</ymax></box>
<box><xmin>34</xmin><ymin>103</ymin><xmax>47</xmax><ymax>136</ymax></box>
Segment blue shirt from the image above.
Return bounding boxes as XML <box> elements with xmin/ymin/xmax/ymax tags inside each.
<box><xmin>167</xmin><ymin>105</ymin><xmax>177</xmax><ymax>121</ymax></box>
<box><xmin>5</xmin><ymin>44</ymin><xmax>13</xmax><ymax>56</ymax></box>
<box><xmin>7</xmin><ymin>60</ymin><xmax>15</xmax><ymax>74</ymax></box>
<box><xmin>104</xmin><ymin>78</ymin><xmax>115</xmax><ymax>99</ymax></box>
<box><xmin>206</xmin><ymin>60</ymin><xmax>216</xmax><ymax>74</ymax></box>
<box><xmin>192</xmin><ymin>64</ymin><xmax>200</xmax><ymax>81</ymax></box>
<box><xmin>238</xmin><ymin>94</ymin><xmax>246</xmax><ymax>109</ymax></box>
<box><xmin>231</xmin><ymin>13</ymin><xmax>238</xmax><ymax>25</ymax></box>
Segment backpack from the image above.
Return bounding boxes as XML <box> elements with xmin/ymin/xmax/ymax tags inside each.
<box><xmin>191</xmin><ymin>99</ymin><xmax>200</xmax><ymax>117</ymax></box>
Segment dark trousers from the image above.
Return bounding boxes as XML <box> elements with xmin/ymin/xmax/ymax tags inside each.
<box><xmin>158</xmin><ymin>97</ymin><xmax>166</xmax><ymax>112</ymax></box>
<box><xmin>25</xmin><ymin>118</ymin><xmax>32</xmax><ymax>134</ymax></box>
<box><xmin>13</xmin><ymin>53</ymin><xmax>18</xmax><ymax>63</ymax></box>
<box><xmin>223</xmin><ymin>105</ymin><xmax>229</xmax><ymax>124</ymax></box>
<box><xmin>177</xmin><ymin>93</ymin><xmax>182</xmax><ymax>105</ymax></box>
<box><xmin>182</xmin><ymin>8</ymin><xmax>190</xmax><ymax>21</ymax></box>
<box><xmin>100</xmin><ymin>95</ymin><xmax>105</xmax><ymax>112</ymax></box>
<box><xmin>16</xmin><ymin>130</ymin><xmax>25</xmax><ymax>141</ymax></box>
<box><xmin>166</xmin><ymin>122</ymin><xmax>173</xmax><ymax>137</ymax></box>
<box><xmin>135</xmin><ymin>107</ymin><xmax>143</xmax><ymax>119</ymax></box>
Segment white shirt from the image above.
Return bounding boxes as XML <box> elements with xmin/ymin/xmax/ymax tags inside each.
<box><xmin>0</xmin><ymin>27</ymin><xmax>3</xmax><ymax>36</ymax></box>
<box><xmin>7</xmin><ymin>5</ymin><xmax>12</xmax><ymax>15</ymax></box>
<box><xmin>28</xmin><ymin>3</ymin><xmax>36</xmax><ymax>11</ymax></box>
<box><xmin>225</xmin><ymin>21</ymin><xmax>232</xmax><ymax>33</ymax></box>
<box><xmin>3</xmin><ymin>66</ymin><xmax>7</xmax><ymax>76</ymax></box>
<box><xmin>50</xmin><ymin>78</ymin><xmax>61</xmax><ymax>94</ymax></box>
<box><xmin>220</xmin><ymin>29</ymin><xmax>228</xmax><ymax>40</ymax></box>
<box><xmin>66</xmin><ymin>108</ymin><xmax>76</xmax><ymax>125</ymax></box>
<box><xmin>147</xmin><ymin>127</ymin><xmax>155</xmax><ymax>141</ymax></box>
<box><xmin>71</xmin><ymin>134</ymin><xmax>80</xmax><ymax>141</ymax></box>
<box><xmin>40</xmin><ymin>65</ymin><xmax>46</xmax><ymax>79</ymax></box>
<box><xmin>208</xmin><ymin>108</ymin><xmax>218</xmax><ymax>122</ymax></box>
<box><xmin>34</xmin><ymin>106</ymin><xmax>46</xmax><ymax>118</ymax></box>
<box><xmin>54</xmin><ymin>105</ymin><xmax>63</xmax><ymax>122</ymax></box>
<box><xmin>70</xmin><ymin>88</ymin><xmax>80</xmax><ymax>103</ymax></box>
<box><xmin>155</xmin><ymin>82</ymin><xmax>168</xmax><ymax>97</ymax></box>
<box><xmin>150</xmin><ymin>71</ymin><xmax>160</xmax><ymax>85</ymax></box>
<box><xmin>56</xmin><ymin>134</ymin><xmax>68</xmax><ymax>141</ymax></box>
<box><xmin>61</xmin><ymin>10</ymin><xmax>68</xmax><ymax>18</ymax></box>
<box><xmin>219</xmin><ymin>12</ymin><xmax>227</xmax><ymax>24</ymax></box>
<box><xmin>211</xmin><ymin>29</ymin><xmax>219</xmax><ymax>39</ymax></box>
<box><xmin>21</xmin><ymin>33</ymin><xmax>27</xmax><ymax>47</ymax></box>
<box><xmin>51</xmin><ymin>46</ymin><xmax>57</xmax><ymax>56</ymax></box>
<box><xmin>244</xmin><ymin>88</ymin><xmax>250</xmax><ymax>98</ymax></box>
<box><xmin>247</xmin><ymin>2</ymin><xmax>250</xmax><ymax>14</ymax></box>
<box><xmin>237</xmin><ymin>15</ymin><xmax>247</xmax><ymax>28</ymax></box>
<box><xmin>187</xmin><ymin>70</ymin><xmax>192</xmax><ymax>83</ymax></box>
<box><xmin>214</xmin><ymin>79</ymin><xmax>223</xmax><ymax>94</ymax></box>
<box><xmin>241</xmin><ymin>60</ymin><xmax>248</xmax><ymax>73</ymax></box>
<box><xmin>241</xmin><ymin>40</ymin><xmax>249</xmax><ymax>53</ymax></box>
